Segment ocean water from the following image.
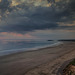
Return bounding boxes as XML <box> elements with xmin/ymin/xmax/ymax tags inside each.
<box><xmin>0</xmin><ymin>40</ymin><xmax>61</xmax><ymax>56</ymax></box>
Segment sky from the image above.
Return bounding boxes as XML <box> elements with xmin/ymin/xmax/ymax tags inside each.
<box><xmin>0</xmin><ymin>0</ymin><xmax>75</xmax><ymax>40</ymax></box>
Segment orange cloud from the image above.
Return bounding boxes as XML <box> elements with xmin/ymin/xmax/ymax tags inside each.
<box><xmin>0</xmin><ymin>32</ymin><xmax>7</xmax><ymax>35</ymax></box>
<box><xmin>24</xmin><ymin>34</ymin><xmax>33</xmax><ymax>38</ymax></box>
<box><xmin>0</xmin><ymin>32</ymin><xmax>36</xmax><ymax>39</ymax></box>
<box><xmin>11</xmin><ymin>33</ymin><xmax>23</xmax><ymax>37</ymax></box>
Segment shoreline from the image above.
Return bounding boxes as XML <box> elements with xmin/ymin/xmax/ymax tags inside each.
<box><xmin>0</xmin><ymin>42</ymin><xmax>75</xmax><ymax>75</ymax></box>
<box><xmin>0</xmin><ymin>41</ymin><xmax>62</xmax><ymax>57</ymax></box>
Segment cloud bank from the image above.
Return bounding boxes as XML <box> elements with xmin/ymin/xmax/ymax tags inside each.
<box><xmin>0</xmin><ymin>0</ymin><xmax>75</xmax><ymax>33</ymax></box>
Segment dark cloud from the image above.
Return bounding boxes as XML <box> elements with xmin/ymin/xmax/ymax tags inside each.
<box><xmin>0</xmin><ymin>0</ymin><xmax>75</xmax><ymax>33</ymax></box>
<box><xmin>0</xmin><ymin>0</ymin><xmax>12</xmax><ymax>17</ymax></box>
<box><xmin>0</xmin><ymin>17</ymin><xmax>58</xmax><ymax>33</ymax></box>
<box><xmin>47</xmin><ymin>0</ymin><xmax>55</xmax><ymax>3</ymax></box>
<box><xmin>0</xmin><ymin>0</ymin><xmax>10</xmax><ymax>11</ymax></box>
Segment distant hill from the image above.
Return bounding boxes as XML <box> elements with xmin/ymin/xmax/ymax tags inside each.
<box><xmin>47</xmin><ymin>40</ymin><xmax>54</xmax><ymax>41</ymax></box>
<box><xmin>58</xmin><ymin>39</ymin><xmax>75</xmax><ymax>42</ymax></box>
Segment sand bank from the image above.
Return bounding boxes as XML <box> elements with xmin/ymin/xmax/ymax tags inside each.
<box><xmin>0</xmin><ymin>42</ymin><xmax>75</xmax><ymax>75</ymax></box>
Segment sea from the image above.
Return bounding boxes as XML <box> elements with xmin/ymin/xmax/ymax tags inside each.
<box><xmin>0</xmin><ymin>40</ymin><xmax>62</xmax><ymax>56</ymax></box>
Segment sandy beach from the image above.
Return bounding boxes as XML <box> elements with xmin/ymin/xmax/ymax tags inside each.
<box><xmin>0</xmin><ymin>42</ymin><xmax>75</xmax><ymax>75</ymax></box>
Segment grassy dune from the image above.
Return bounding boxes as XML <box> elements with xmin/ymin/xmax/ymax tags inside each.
<box><xmin>63</xmin><ymin>59</ymin><xmax>75</xmax><ymax>75</ymax></box>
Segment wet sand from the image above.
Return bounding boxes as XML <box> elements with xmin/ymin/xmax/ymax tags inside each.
<box><xmin>0</xmin><ymin>42</ymin><xmax>75</xmax><ymax>75</ymax></box>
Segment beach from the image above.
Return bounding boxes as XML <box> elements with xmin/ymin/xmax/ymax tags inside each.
<box><xmin>0</xmin><ymin>42</ymin><xmax>75</xmax><ymax>75</ymax></box>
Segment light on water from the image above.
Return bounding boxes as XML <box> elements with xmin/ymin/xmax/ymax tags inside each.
<box><xmin>0</xmin><ymin>40</ymin><xmax>60</xmax><ymax>56</ymax></box>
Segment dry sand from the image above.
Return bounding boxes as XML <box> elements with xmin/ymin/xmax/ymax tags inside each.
<box><xmin>0</xmin><ymin>42</ymin><xmax>75</xmax><ymax>75</ymax></box>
